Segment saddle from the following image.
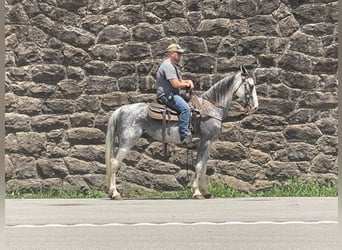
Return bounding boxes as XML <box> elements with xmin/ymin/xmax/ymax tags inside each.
<box><xmin>147</xmin><ymin>94</ymin><xmax>201</xmax><ymax>123</ymax></box>
<box><xmin>147</xmin><ymin>94</ymin><xmax>201</xmax><ymax>157</ymax></box>
<box><xmin>147</xmin><ymin>102</ymin><xmax>179</xmax><ymax>121</ymax></box>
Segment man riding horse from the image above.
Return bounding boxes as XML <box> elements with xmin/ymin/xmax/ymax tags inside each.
<box><xmin>156</xmin><ymin>44</ymin><xmax>195</xmax><ymax>144</ymax></box>
<box><xmin>105</xmin><ymin>51</ymin><xmax>258</xmax><ymax>199</ymax></box>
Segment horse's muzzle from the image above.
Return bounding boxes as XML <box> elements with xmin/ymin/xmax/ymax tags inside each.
<box><xmin>245</xmin><ymin>105</ymin><xmax>258</xmax><ymax>115</ymax></box>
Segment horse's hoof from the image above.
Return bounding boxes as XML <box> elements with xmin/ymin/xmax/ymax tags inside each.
<box><xmin>204</xmin><ymin>193</ymin><xmax>213</xmax><ymax>199</ymax></box>
<box><xmin>111</xmin><ymin>195</ymin><xmax>123</xmax><ymax>200</ymax></box>
<box><xmin>108</xmin><ymin>190</ymin><xmax>113</xmax><ymax>197</ymax></box>
<box><xmin>193</xmin><ymin>194</ymin><xmax>205</xmax><ymax>200</ymax></box>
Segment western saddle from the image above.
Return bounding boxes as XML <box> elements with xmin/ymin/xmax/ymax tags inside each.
<box><xmin>147</xmin><ymin>94</ymin><xmax>201</xmax><ymax>156</ymax></box>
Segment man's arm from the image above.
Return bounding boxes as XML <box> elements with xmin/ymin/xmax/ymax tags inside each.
<box><xmin>163</xmin><ymin>62</ymin><xmax>194</xmax><ymax>89</ymax></box>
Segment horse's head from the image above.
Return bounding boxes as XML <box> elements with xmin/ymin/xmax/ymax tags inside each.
<box><xmin>235</xmin><ymin>65</ymin><xmax>258</xmax><ymax>115</ymax></box>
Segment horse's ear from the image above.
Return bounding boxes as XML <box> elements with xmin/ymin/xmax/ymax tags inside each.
<box><xmin>240</xmin><ymin>65</ymin><xmax>248</xmax><ymax>76</ymax></box>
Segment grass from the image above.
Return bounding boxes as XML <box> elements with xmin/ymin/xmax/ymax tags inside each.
<box><xmin>253</xmin><ymin>179</ymin><xmax>338</xmax><ymax>197</ymax></box>
<box><xmin>6</xmin><ymin>188</ymin><xmax>108</xmax><ymax>199</ymax></box>
<box><xmin>133</xmin><ymin>179</ymin><xmax>337</xmax><ymax>199</ymax></box>
<box><xmin>6</xmin><ymin>179</ymin><xmax>337</xmax><ymax>199</ymax></box>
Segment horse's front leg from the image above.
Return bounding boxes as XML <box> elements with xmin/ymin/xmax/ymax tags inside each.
<box><xmin>200</xmin><ymin>168</ymin><xmax>212</xmax><ymax>199</ymax></box>
<box><xmin>192</xmin><ymin>140</ymin><xmax>212</xmax><ymax>199</ymax></box>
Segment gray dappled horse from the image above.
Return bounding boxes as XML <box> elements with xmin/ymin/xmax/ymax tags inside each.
<box><xmin>105</xmin><ymin>66</ymin><xmax>258</xmax><ymax>200</ymax></box>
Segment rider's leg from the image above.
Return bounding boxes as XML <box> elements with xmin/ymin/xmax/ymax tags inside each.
<box><xmin>172</xmin><ymin>95</ymin><xmax>191</xmax><ymax>141</ymax></box>
<box><xmin>159</xmin><ymin>94</ymin><xmax>191</xmax><ymax>142</ymax></box>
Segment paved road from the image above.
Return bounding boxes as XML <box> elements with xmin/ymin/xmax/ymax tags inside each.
<box><xmin>5</xmin><ymin>197</ymin><xmax>339</xmax><ymax>250</ymax></box>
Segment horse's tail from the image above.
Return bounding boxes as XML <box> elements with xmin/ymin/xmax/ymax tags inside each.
<box><xmin>105</xmin><ymin>107</ymin><xmax>121</xmax><ymax>191</ymax></box>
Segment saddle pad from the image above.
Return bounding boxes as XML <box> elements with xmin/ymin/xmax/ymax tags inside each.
<box><xmin>147</xmin><ymin>102</ymin><xmax>179</xmax><ymax>121</ymax></box>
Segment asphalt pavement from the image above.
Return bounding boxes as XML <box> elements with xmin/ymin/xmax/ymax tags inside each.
<box><xmin>5</xmin><ymin>197</ymin><xmax>339</xmax><ymax>250</ymax></box>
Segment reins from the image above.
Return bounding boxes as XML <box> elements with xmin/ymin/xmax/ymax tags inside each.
<box><xmin>200</xmin><ymin>97</ymin><xmax>224</xmax><ymax>121</ymax></box>
<box><xmin>186</xmin><ymin>147</ymin><xmax>194</xmax><ymax>179</ymax></box>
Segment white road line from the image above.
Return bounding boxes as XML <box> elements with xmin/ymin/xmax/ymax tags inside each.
<box><xmin>6</xmin><ymin>221</ymin><xmax>338</xmax><ymax>228</ymax></box>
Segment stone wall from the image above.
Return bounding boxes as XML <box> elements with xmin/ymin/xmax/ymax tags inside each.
<box><xmin>5</xmin><ymin>0</ymin><xmax>338</xmax><ymax>196</ymax></box>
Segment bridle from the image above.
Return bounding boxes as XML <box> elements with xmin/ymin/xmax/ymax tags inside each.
<box><xmin>244</xmin><ymin>76</ymin><xmax>251</xmax><ymax>111</ymax></box>
<box><xmin>234</xmin><ymin>74</ymin><xmax>254</xmax><ymax>115</ymax></box>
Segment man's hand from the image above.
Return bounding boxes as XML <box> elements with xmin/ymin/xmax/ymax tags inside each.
<box><xmin>185</xmin><ymin>80</ymin><xmax>194</xmax><ymax>89</ymax></box>
<box><xmin>169</xmin><ymin>79</ymin><xmax>194</xmax><ymax>89</ymax></box>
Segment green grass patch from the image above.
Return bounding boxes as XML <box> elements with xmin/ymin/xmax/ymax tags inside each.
<box><xmin>132</xmin><ymin>179</ymin><xmax>337</xmax><ymax>199</ymax></box>
<box><xmin>253</xmin><ymin>179</ymin><xmax>338</xmax><ymax>197</ymax></box>
<box><xmin>6</xmin><ymin>179</ymin><xmax>337</xmax><ymax>199</ymax></box>
<box><xmin>6</xmin><ymin>188</ymin><xmax>108</xmax><ymax>199</ymax></box>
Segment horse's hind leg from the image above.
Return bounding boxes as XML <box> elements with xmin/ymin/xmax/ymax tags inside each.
<box><xmin>108</xmin><ymin>129</ymin><xmax>143</xmax><ymax>200</ymax></box>
<box><xmin>108</xmin><ymin>147</ymin><xmax>129</xmax><ymax>200</ymax></box>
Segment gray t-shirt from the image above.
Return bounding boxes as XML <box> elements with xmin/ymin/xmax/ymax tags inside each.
<box><xmin>156</xmin><ymin>59</ymin><xmax>181</xmax><ymax>97</ymax></box>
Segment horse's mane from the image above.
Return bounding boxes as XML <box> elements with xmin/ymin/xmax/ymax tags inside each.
<box><xmin>201</xmin><ymin>72</ymin><xmax>239</xmax><ymax>106</ymax></box>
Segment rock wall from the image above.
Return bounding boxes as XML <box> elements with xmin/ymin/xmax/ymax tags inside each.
<box><xmin>5</xmin><ymin>0</ymin><xmax>338</xmax><ymax>196</ymax></box>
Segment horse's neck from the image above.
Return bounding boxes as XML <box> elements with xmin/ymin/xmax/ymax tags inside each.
<box><xmin>197</xmin><ymin>74</ymin><xmax>240</xmax><ymax>118</ymax></box>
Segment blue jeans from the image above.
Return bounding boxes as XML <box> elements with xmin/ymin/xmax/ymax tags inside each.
<box><xmin>159</xmin><ymin>94</ymin><xmax>190</xmax><ymax>141</ymax></box>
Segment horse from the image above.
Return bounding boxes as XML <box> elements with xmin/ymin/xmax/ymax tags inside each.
<box><xmin>105</xmin><ymin>65</ymin><xmax>258</xmax><ymax>200</ymax></box>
